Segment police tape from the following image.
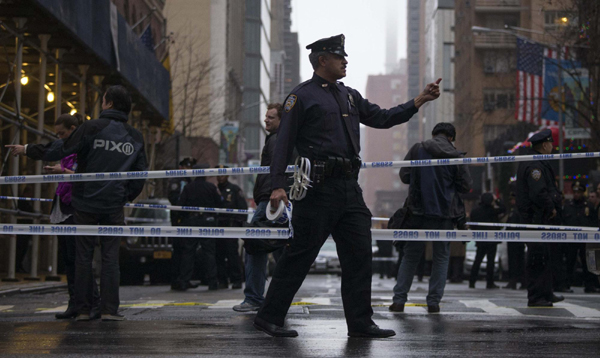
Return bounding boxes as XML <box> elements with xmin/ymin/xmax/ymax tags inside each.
<box><xmin>0</xmin><ymin>196</ymin><xmax>388</xmax><ymax>220</ymax></box>
<box><xmin>466</xmin><ymin>221</ymin><xmax>599</xmax><ymax>232</ymax></box>
<box><xmin>0</xmin><ymin>223</ymin><xmax>599</xmax><ymax>243</ymax></box>
<box><xmin>2</xmin><ymin>151</ymin><xmax>599</xmax><ymax>184</ymax></box>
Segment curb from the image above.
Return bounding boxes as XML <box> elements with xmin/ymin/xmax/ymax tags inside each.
<box><xmin>0</xmin><ymin>283</ymin><xmax>67</xmax><ymax>297</ymax></box>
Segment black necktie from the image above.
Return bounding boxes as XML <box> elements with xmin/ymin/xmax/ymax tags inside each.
<box><xmin>330</xmin><ymin>84</ymin><xmax>359</xmax><ymax>156</ymax></box>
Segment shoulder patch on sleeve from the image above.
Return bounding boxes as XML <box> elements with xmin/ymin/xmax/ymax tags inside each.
<box><xmin>531</xmin><ymin>169</ymin><xmax>542</xmax><ymax>181</ymax></box>
<box><xmin>284</xmin><ymin>95</ymin><xmax>297</xmax><ymax>112</ymax></box>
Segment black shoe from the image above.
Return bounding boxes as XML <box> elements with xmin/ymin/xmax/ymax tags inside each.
<box><xmin>549</xmin><ymin>294</ymin><xmax>564</xmax><ymax>303</ymax></box>
<box><xmin>55</xmin><ymin>304</ymin><xmax>77</xmax><ymax>319</ymax></box>
<box><xmin>231</xmin><ymin>282</ymin><xmax>242</xmax><ymax>289</ymax></box>
<box><xmin>90</xmin><ymin>304</ymin><xmax>101</xmax><ymax>320</ymax></box>
<box><xmin>253</xmin><ymin>317</ymin><xmax>298</xmax><ymax>337</ymax></box>
<box><xmin>504</xmin><ymin>282</ymin><xmax>517</xmax><ymax>290</ymax></box>
<box><xmin>528</xmin><ymin>300</ymin><xmax>553</xmax><ymax>307</ymax></box>
<box><xmin>486</xmin><ymin>284</ymin><xmax>500</xmax><ymax>290</ymax></box>
<box><xmin>469</xmin><ymin>282</ymin><xmax>475</xmax><ymax>289</ymax></box>
<box><xmin>389</xmin><ymin>303</ymin><xmax>404</xmax><ymax>312</ymax></box>
<box><xmin>348</xmin><ymin>325</ymin><xmax>396</xmax><ymax>338</ymax></box>
<box><xmin>427</xmin><ymin>304</ymin><xmax>440</xmax><ymax>313</ymax></box>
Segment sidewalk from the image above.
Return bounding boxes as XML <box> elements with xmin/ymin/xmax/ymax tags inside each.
<box><xmin>0</xmin><ymin>272</ymin><xmax>67</xmax><ymax>296</ymax></box>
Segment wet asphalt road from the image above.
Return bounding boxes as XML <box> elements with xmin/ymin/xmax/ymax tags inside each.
<box><xmin>1</xmin><ymin>275</ymin><xmax>600</xmax><ymax>357</ymax></box>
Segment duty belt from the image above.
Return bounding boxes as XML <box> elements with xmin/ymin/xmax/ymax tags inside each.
<box><xmin>312</xmin><ymin>156</ymin><xmax>361</xmax><ymax>185</ymax></box>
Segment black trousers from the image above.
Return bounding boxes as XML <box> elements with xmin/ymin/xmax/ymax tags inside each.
<box><xmin>216</xmin><ymin>238</ymin><xmax>242</xmax><ymax>285</ymax></box>
<box><xmin>257</xmin><ymin>177</ymin><xmax>374</xmax><ymax>332</ymax></box>
<box><xmin>470</xmin><ymin>243</ymin><xmax>498</xmax><ymax>285</ymax></box>
<box><xmin>566</xmin><ymin>243</ymin><xmax>597</xmax><ymax>289</ymax></box>
<box><xmin>57</xmin><ymin>215</ymin><xmax>99</xmax><ymax>306</ymax></box>
<box><xmin>526</xmin><ymin>242</ymin><xmax>554</xmax><ymax>303</ymax></box>
<box><xmin>172</xmin><ymin>237</ymin><xmax>217</xmax><ymax>286</ymax></box>
<box><xmin>74</xmin><ymin>209</ymin><xmax>123</xmax><ymax>315</ymax></box>
<box><xmin>507</xmin><ymin>242</ymin><xmax>526</xmax><ymax>285</ymax></box>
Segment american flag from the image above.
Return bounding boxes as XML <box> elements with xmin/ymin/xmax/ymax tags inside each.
<box><xmin>140</xmin><ymin>24</ymin><xmax>155</xmax><ymax>53</ymax></box>
<box><xmin>515</xmin><ymin>38</ymin><xmax>570</xmax><ymax>126</ymax></box>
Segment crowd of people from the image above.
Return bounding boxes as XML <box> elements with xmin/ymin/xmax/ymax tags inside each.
<box><xmin>5</xmin><ymin>33</ymin><xmax>599</xmax><ymax>340</ymax></box>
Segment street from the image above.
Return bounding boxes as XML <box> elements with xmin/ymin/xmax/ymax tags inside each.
<box><xmin>1</xmin><ymin>275</ymin><xmax>600</xmax><ymax>357</ymax></box>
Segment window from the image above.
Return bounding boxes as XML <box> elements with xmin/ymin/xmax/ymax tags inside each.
<box><xmin>392</xmin><ymin>95</ymin><xmax>402</xmax><ymax>103</ymax></box>
<box><xmin>544</xmin><ymin>11</ymin><xmax>578</xmax><ymax>27</ymax></box>
<box><xmin>483</xmin><ymin>89</ymin><xmax>515</xmax><ymax>111</ymax></box>
<box><xmin>443</xmin><ymin>43</ymin><xmax>454</xmax><ymax>91</ymax></box>
<box><xmin>483</xmin><ymin>51</ymin><xmax>516</xmax><ymax>74</ymax></box>
<box><xmin>391</xmin><ymin>79</ymin><xmax>402</xmax><ymax>90</ymax></box>
<box><xmin>484</xmin><ymin>125</ymin><xmax>510</xmax><ymax>143</ymax></box>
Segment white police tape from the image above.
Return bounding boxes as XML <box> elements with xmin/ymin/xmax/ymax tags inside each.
<box><xmin>0</xmin><ymin>223</ymin><xmax>599</xmax><ymax>243</ymax></box>
<box><xmin>466</xmin><ymin>221</ymin><xmax>600</xmax><ymax>232</ymax></box>
<box><xmin>2</xmin><ymin>151</ymin><xmax>599</xmax><ymax>184</ymax></box>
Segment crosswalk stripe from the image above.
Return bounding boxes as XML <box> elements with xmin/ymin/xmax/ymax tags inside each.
<box><xmin>558</xmin><ymin>302</ymin><xmax>600</xmax><ymax>318</ymax></box>
<box><xmin>459</xmin><ymin>300</ymin><xmax>522</xmax><ymax>316</ymax></box>
<box><xmin>0</xmin><ymin>305</ymin><xmax>14</xmax><ymax>312</ymax></box>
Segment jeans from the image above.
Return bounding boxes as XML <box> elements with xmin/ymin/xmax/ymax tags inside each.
<box><xmin>393</xmin><ymin>215</ymin><xmax>453</xmax><ymax>306</ymax></box>
<box><xmin>74</xmin><ymin>210</ymin><xmax>123</xmax><ymax>315</ymax></box>
<box><xmin>243</xmin><ymin>201</ymin><xmax>269</xmax><ymax>305</ymax></box>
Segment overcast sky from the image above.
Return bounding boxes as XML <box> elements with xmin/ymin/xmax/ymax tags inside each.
<box><xmin>290</xmin><ymin>0</ymin><xmax>407</xmax><ymax>94</ymax></box>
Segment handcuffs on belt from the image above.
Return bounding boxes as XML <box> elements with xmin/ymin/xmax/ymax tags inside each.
<box><xmin>289</xmin><ymin>156</ymin><xmax>362</xmax><ymax>201</ymax></box>
<box><xmin>289</xmin><ymin>156</ymin><xmax>312</xmax><ymax>201</ymax></box>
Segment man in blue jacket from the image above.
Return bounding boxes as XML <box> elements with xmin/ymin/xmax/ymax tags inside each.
<box><xmin>8</xmin><ymin>85</ymin><xmax>147</xmax><ymax>321</ymax></box>
<box><xmin>390</xmin><ymin>123</ymin><xmax>472</xmax><ymax>314</ymax></box>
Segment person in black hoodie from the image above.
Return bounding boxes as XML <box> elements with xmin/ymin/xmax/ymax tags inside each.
<box><xmin>468</xmin><ymin>193</ymin><xmax>506</xmax><ymax>289</ymax></box>
<box><xmin>390</xmin><ymin>123</ymin><xmax>472</xmax><ymax>314</ymax></box>
<box><xmin>8</xmin><ymin>85</ymin><xmax>147</xmax><ymax>321</ymax></box>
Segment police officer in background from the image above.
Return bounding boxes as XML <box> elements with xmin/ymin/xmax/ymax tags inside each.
<box><xmin>254</xmin><ymin>34</ymin><xmax>442</xmax><ymax>338</ymax></box>
<box><xmin>563</xmin><ymin>182</ymin><xmax>600</xmax><ymax>293</ymax></box>
<box><xmin>516</xmin><ymin>129</ymin><xmax>565</xmax><ymax>307</ymax></box>
<box><xmin>171</xmin><ymin>164</ymin><xmax>222</xmax><ymax>291</ymax></box>
<box><xmin>168</xmin><ymin>157</ymin><xmax>196</xmax><ymax>226</ymax></box>
<box><xmin>215</xmin><ymin>166</ymin><xmax>247</xmax><ymax>289</ymax></box>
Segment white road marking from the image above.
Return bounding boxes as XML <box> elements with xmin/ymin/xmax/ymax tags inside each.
<box><xmin>558</xmin><ymin>302</ymin><xmax>600</xmax><ymax>318</ymax></box>
<box><xmin>459</xmin><ymin>299</ymin><xmax>522</xmax><ymax>316</ymax></box>
<box><xmin>299</xmin><ymin>297</ymin><xmax>331</xmax><ymax>305</ymax></box>
<box><xmin>327</xmin><ymin>288</ymin><xmax>336</xmax><ymax>294</ymax></box>
<box><xmin>0</xmin><ymin>305</ymin><xmax>14</xmax><ymax>312</ymax></box>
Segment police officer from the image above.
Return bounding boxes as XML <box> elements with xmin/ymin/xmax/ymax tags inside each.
<box><xmin>215</xmin><ymin>165</ymin><xmax>247</xmax><ymax>289</ymax></box>
<box><xmin>563</xmin><ymin>182</ymin><xmax>600</xmax><ymax>293</ymax></box>
<box><xmin>253</xmin><ymin>34</ymin><xmax>442</xmax><ymax>338</ymax></box>
<box><xmin>505</xmin><ymin>192</ymin><xmax>525</xmax><ymax>290</ymax></box>
<box><xmin>171</xmin><ymin>164</ymin><xmax>222</xmax><ymax>291</ymax></box>
<box><xmin>168</xmin><ymin>157</ymin><xmax>197</xmax><ymax>226</ymax></box>
<box><xmin>516</xmin><ymin>129</ymin><xmax>564</xmax><ymax>307</ymax></box>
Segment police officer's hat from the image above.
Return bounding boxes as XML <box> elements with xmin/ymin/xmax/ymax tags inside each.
<box><xmin>528</xmin><ymin>129</ymin><xmax>553</xmax><ymax>146</ymax></box>
<box><xmin>179</xmin><ymin>157</ymin><xmax>197</xmax><ymax>167</ymax></box>
<box><xmin>306</xmin><ymin>34</ymin><xmax>348</xmax><ymax>57</ymax></box>
<box><xmin>572</xmin><ymin>181</ymin><xmax>586</xmax><ymax>192</ymax></box>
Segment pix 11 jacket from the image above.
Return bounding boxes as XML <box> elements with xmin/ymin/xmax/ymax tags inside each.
<box><xmin>26</xmin><ymin>109</ymin><xmax>148</xmax><ymax>214</ymax></box>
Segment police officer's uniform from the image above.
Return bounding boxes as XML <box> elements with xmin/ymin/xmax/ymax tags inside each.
<box><xmin>171</xmin><ymin>165</ymin><xmax>223</xmax><ymax>291</ymax></box>
<box><xmin>216</xmin><ymin>167</ymin><xmax>248</xmax><ymax>289</ymax></box>
<box><xmin>168</xmin><ymin>157</ymin><xmax>196</xmax><ymax>225</ymax></box>
<box><xmin>563</xmin><ymin>182</ymin><xmax>600</xmax><ymax>292</ymax></box>
<box><xmin>256</xmin><ymin>34</ymin><xmax>419</xmax><ymax>336</ymax></box>
<box><xmin>516</xmin><ymin>130</ymin><xmax>563</xmax><ymax>306</ymax></box>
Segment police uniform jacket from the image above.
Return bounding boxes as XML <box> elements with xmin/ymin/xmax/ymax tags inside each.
<box><xmin>178</xmin><ymin>177</ymin><xmax>222</xmax><ymax>225</ymax></box>
<box><xmin>516</xmin><ymin>149</ymin><xmax>562</xmax><ymax>224</ymax></box>
<box><xmin>24</xmin><ymin>109</ymin><xmax>147</xmax><ymax>214</ymax></box>
<box><xmin>271</xmin><ymin>73</ymin><xmax>419</xmax><ymax>190</ymax></box>
<box><xmin>218</xmin><ymin>181</ymin><xmax>247</xmax><ymax>225</ymax></box>
<box><xmin>563</xmin><ymin>198</ymin><xmax>597</xmax><ymax>228</ymax></box>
